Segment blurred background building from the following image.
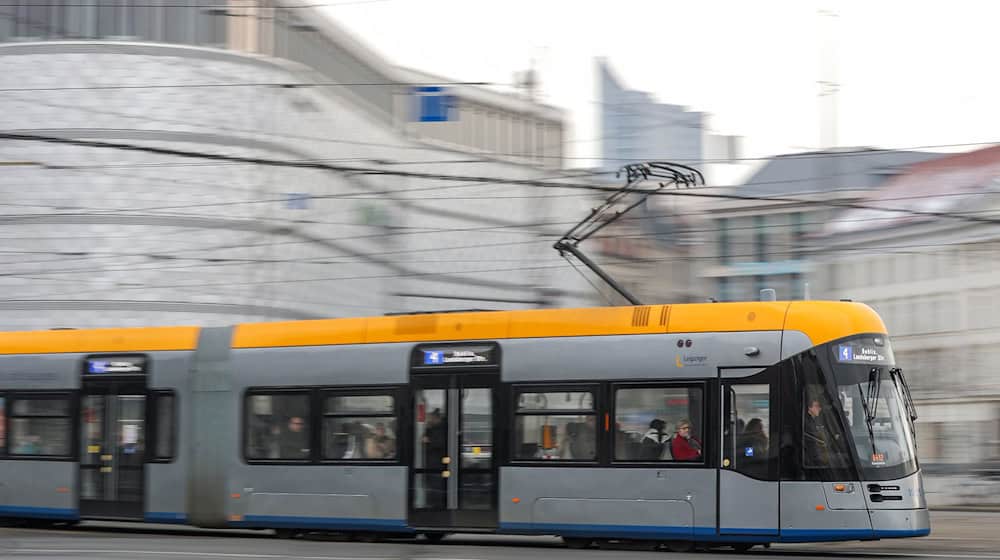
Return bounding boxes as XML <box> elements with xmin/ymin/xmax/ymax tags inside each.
<box><xmin>593</xmin><ymin>58</ymin><xmax>743</xmax><ymax>305</ymax></box>
<box><xmin>811</xmin><ymin>145</ymin><xmax>1000</xmax><ymax>502</ymax></box>
<box><xmin>0</xmin><ymin>0</ymin><xmax>602</xmax><ymax>330</ymax></box>
<box><xmin>698</xmin><ymin>148</ymin><xmax>941</xmax><ymax>303</ymax></box>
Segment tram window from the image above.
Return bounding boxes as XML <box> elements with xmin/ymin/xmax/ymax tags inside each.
<box><xmin>729</xmin><ymin>383</ymin><xmax>776</xmax><ymax>479</ymax></box>
<box><xmin>321</xmin><ymin>393</ymin><xmax>397</xmax><ymax>461</ymax></box>
<box><xmin>9</xmin><ymin>395</ymin><xmax>71</xmax><ymax>457</ymax></box>
<box><xmin>244</xmin><ymin>392</ymin><xmax>311</xmax><ymax>461</ymax></box>
<box><xmin>0</xmin><ymin>396</ymin><xmax>6</xmax><ymax>454</ymax></box>
<box><xmin>514</xmin><ymin>389</ymin><xmax>597</xmax><ymax>461</ymax></box>
<box><xmin>614</xmin><ymin>387</ymin><xmax>704</xmax><ymax>462</ymax></box>
<box><xmin>153</xmin><ymin>392</ymin><xmax>176</xmax><ymax>461</ymax></box>
<box><xmin>802</xmin><ymin>386</ymin><xmax>851</xmax><ymax>471</ymax></box>
<box><xmin>780</xmin><ymin>354</ymin><xmax>855</xmax><ymax>481</ymax></box>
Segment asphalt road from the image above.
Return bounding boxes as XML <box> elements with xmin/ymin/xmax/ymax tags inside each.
<box><xmin>1</xmin><ymin>511</ymin><xmax>996</xmax><ymax>560</ymax></box>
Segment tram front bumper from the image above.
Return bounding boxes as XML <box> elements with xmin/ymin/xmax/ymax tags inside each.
<box><xmin>869</xmin><ymin>507</ymin><xmax>930</xmax><ymax>538</ymax></box>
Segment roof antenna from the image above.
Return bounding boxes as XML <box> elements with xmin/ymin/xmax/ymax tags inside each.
<box><xmin>553</xmin><ymin>161</ymin><xmax>704</xmax><ymax>305</ymax></box>
<box><xmin>760</xmin><ymin>289</ymin><xmax>777</xmax><ymax>302</ymax></box>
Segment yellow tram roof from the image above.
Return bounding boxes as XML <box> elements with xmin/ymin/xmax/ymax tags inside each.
<box><xmin>0</xmin><ymin>301</ymin><xmax>886</xmax><ymax>355</ymax></box>
<box><xmin>231</xmin><ymin>301</ymin><xmax>887</xmax><ymax>349</ymax></box>
<box><xmin>0</xmin><ymin>326</ymin><xmax>200</xmax><ymax>355</ymax></box>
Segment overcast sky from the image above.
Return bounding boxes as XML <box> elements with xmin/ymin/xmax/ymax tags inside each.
<box><xmin>325</xmin><ymin>0</ymin><xmax>1000</xmax><ymax>172</ymax></box>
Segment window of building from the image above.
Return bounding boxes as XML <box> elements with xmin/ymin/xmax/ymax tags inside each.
<box><xmin>613</xmin><ymin>386</ymin><xmax>704</xmax><ymax>462</ymax></box>
<box><xmin>754</xmin><ymin>215</ymin><xmax>766</xmax><ymax>262</ymax></box>
<box><xmin>244</xmin><ymin>392</ymin><xmax>311</xmax><ymax>461</ymax></box>
<box><xmin>9</xmin><ymin>395</ymin><xmax>71</xmax><ymax>457</ymax></box>
<box><xmin>322</xmin><ymin>393</ymin><xmax>397</xmax><ymax>461</ymax></box>
<box><xmin>513</xmin><ymin>388</ymin><xmax>597</xmax><ymax>461</ymax></box>
<box><xmin>718</xmin><ymin>218</ymin><xmax>730</xmax><ymax>264</ymax></box>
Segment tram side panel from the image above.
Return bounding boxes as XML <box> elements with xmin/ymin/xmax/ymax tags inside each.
<box><xmin>144</xmin><ymin>350</ymin><xmax>197</xmax><ymax>524</ymax></box>
<box><xmin>226</xmin><ymin>343</ymin><xmax>411</xmax><ymax>532</ymax></box>
<box><xmin>500</xmin><ymin>467</ymin><xmax>712</xmax><ymax>539</ymax></box>
<box><xmin>497</xmin><ymin>332</ymin><xmax>781</xmax><ymax>540</ymax></box>
<box><xmin>0</xmin><ymin>353</ymin><xmax>81</xmax><ymax>520</ymax></box>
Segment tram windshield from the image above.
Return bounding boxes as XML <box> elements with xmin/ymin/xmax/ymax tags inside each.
<box><xmin>828</xmin><ymin>336</ymin><xmax>919</xmax><ymax>481</ymax></box>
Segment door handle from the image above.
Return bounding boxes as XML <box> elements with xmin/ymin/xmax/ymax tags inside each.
<box><xmin>441</xmin><ymin>470</ymin><xmax>451</xmax><ymax>478</ymax></box>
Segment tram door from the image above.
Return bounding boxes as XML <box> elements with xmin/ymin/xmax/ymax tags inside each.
<box><xmin>79</xmin><ymin>356</ymin><xmax>148</xmax><ymax>520</ymax></box>
<box><xmin>718</xmin><ymin>368</ymin><xmax>779</xmax><ymax>536</ymax></box>
<box><xmin>408</xmin><ymin>343</ymin><xmax>500</xmax><ymax>529</ymax></box>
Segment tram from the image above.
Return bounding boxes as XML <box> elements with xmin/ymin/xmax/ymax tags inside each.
<box><xmin>0</xmin><ymin>300</ymin><xmax>928</xmax><ymax>551</ymax></box>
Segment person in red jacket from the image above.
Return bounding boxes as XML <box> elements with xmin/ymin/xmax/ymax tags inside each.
<box><xmin>671</xmin><ymin>419</ymin><xmax>703</xmax><ymax>461</ymax></box>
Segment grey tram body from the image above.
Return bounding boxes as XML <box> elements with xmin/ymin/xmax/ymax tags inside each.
<box><xmin>0</xmin><ymin>324</ymin><xmax>929</xmax><ymax>545</ymax></box>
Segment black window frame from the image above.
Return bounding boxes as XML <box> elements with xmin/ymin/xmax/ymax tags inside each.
<box><xmin>509</xmin><ymin>383</ymin><xmax>601</xmax><ymax>465</ymax></box>
<box><xmin>148</xmin><ymin>390</ymin><xmax>177</xmax><ymax>464</ymax></box>
<box><xmin>242</xmin><ymin>387</ymin><xmax>314</xmax><ymax>464</ymax></box>
<box><xmin>320</xmin><ymin>387</ymin><xmax>402</xmax><ymax>465</ymax></box>
<box><xmin>6</xmin><ymin>391</ymin><xmax>75</xmax><ymax>461</ymax></box>
<box><xmin>610</xmin><ymin>381</ymin><xmax>709</xmax><ymax>467</ymax></box>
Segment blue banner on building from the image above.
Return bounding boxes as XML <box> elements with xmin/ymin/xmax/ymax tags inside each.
<box><xmin>412</xmin><ymin>87</ymin><xmax>457</xmax><ymax>122</ymax></box>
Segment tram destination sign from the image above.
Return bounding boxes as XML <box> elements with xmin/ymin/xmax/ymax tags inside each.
<box><xmin>85</xmin><ymin>355</ymin><xmax>147</xmax><ymax>375</ymax></box>
<box><xmin>835</xmin><ymin>339</ymin><xmax>893</xmax><ymax>365</ymax></box>
<box><xmin>412</xmin><ymin>344</ymin><xmax>499</xmax><ymax>369</ymax></box>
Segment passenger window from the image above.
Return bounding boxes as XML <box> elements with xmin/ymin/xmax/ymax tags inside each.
<box><xmin>728</xmin><ymin>383</ymin><xmax>775</xmax><ymax>478</ymax></box>
<box><xmin>0</xmin><ymin>396</ymin><xmax>6</xmax><ymax>453</ymax></box>
<box><xmin>9</xmin><ymin>396</ymin><xmax>71</xmax><ymax>457</ymax></box>
<box><xmin>244</xmin><ymin>393</ymin><xmax>311</xmax><ymax>461</ymax></box>
<box><xmin>514</xmin><ymin>390</ymin><xmax>597</xmax><ymax>461</ymax></box>
<box><xmin>153</xmin><ymin>392</ymin><xmax>176</xmax><ymax>461</ymax></box>
<box><xmin>614</xmin><ymin>387</ymin><xmax>704</xmax><ymax>462</ymax></box>
<box><xmin>322</xmin><ymin>394</ymin><xmax>397</xmax><ymax>461</ymax></box>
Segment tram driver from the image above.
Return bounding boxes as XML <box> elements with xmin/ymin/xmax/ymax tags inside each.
<box><xmin>804</xmin><ymin>398</ymin><xmax>830</xmax><ymax>466</ymax></box>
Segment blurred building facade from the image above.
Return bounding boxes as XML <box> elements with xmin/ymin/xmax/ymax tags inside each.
<box><xmin>597</xmin><ymin>58</ymin><xmax>741</xmax><ymax>179</ymax></box>
<box><xmin>585</xmin><ymin>191</ymin><xmax>703</xmax><ymax>306</ymax></box>
<box><xmin>697</xmin><ymin>149</ymin><xmax>941</xmax><ymax>303</ymax></box>
<box><xmin>0</xmin><ymin>0</ymin><xmax>599</xmax><ymax>330</ymax></box>
<box><xmin>811</xmin><ymin>145</ymin><xmax>1000</xmax><ymax>483</ymax></box>
<box><xmin>594</xmin><ymin>59</ymin><xmax>743</xmax><ymax>304</ymax></box>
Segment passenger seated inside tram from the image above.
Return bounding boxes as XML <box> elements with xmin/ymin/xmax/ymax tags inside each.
<box><xmin>365</xmin><ymin>422</ymin><xmax>395</xmax><ymax>459</ymax></box>
<box><xmin>738</xmin><ymin>417</ymin><xmax>768</xmax><ymax>459</ymax></box>
<box><xmin>280</xmin><ymin>416</ymin><xmax>310</xmax><ymax>459</ymax></box>
<box><xmin>671</xmin><ymin>419</ymin><xmax>702</xmax><ymax>461</ymax></box>
<box><xmin>640</xmin><ymin>418</ymin><xmax>671</xmax><ymax>460</ymax></box>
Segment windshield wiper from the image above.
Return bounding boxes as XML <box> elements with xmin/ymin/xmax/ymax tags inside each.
<box><xmin>858</xmin><ymin>367</ymin><xmax>881</xmax><ymax>456</ymax></box>
<box><xmin>866</xmin><ymin>366</ymin><xmax>882</xmax><ymax>422</ymax></box>
<box><xmin>891</xmin><ymin>367</ymin><xmax>918</xmax><ymax>423</ymax></box>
